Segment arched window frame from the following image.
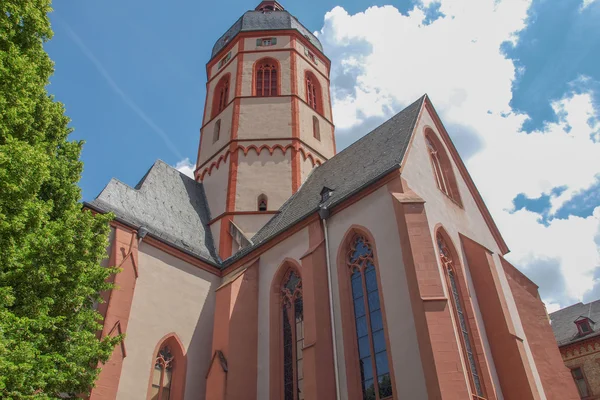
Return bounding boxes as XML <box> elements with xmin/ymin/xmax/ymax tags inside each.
<box><xmin>254</xmin><ymin>58</ymin><xmax>280</xmax><ymax>97</ymax></box>
<box><xmin>147</xmin><ymin>333</ymin><xmax>187</xmax><ymax>400</ymax></box>
<box><xmin>337</xmin><ymin>227</ymin><xmax>396</xmax><ymax>400</ymax></box>
<box><xmin>424</xmin><ymin>128</ymin><xmax>462</xmax><ymax>207</ymax></box>
<box><xmin>212</xmin><ymin>74</ymin><xmax>231</xmax><ymax>119</ymax></box>
<box><xmin>305</xmin><ymin>71</ymin><xmax>322</xmax><ymax>115</ymax></box>
<box><xmin>312</xmin><ymin>116</ymin><xmax>320</xmax><ymax>141</ymax></box>
<box><xmin>258</xmin><ymin>194</ymin><xmax>268</xmax><ymax>211</ymax></box>
<box><xmin>213</xmin><ymin>119</ymin><xmax>221</xmax><ymax>143</ymax></box>
<box><xmin>269</xmin><ymin>261</ymin><xmax>304</xmax><ymax>400</ymax></box>
<box><xmin>435</xmin><ymin>228</ymin><xmax>487</xmax><ymax>399</ymax></box>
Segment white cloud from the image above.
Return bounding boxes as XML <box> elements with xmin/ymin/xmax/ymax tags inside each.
<box><xmin>174</xmin><ymin>158</ymin><xmax>194</xmax><ymax>178</ymax></box>
<box><xmin>582</xmin><ymin>0</ymin><xmax>598</xmax><ymax>10</ymax></box>
<box><xmin>319</xmin><ymin>0</ymin><xmax>600</xmax><ymax>305</ymax></box>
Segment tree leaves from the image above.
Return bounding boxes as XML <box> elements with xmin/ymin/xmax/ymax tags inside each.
<box><xmin>0</xmin><ymin>1</ymin><xmax>121</xmax><ymax>398</ymax></box>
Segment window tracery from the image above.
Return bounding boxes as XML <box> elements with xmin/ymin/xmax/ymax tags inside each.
<box><xmin>151</xmin><ymin>346</ymin><xmax>174</xmax><ymax>400</ymax></box>
<box><xmin>425</xmin><ymin>130</ymin><xmax>462</xmax><ymax>206</ymax></box>
<box><xmin>305</xmin><ymin>72</ymin><xmax>321</xmax><ymax>113</ymax></box>
<box><xmin>212</xmin><ymin>75</ymin><xmax>230</xmax><ymax>118</ymax></box>
<box><xmin>282</xmin><ymin>269</ymin><xmax>304</xmax><ymax>400</ymax></box>
<box><xmin>347</xmin><ymin>235</ymin><xmax>393</xmax><ymax>400</ymax></box>
<box><xmin>436</xmin><ymin>232</ymin><xmax>484</xmax><ymax>399</ymax></box>
<box><xmin>256</xmin><ymin>59</ymin><xmax>278</xmax><ymax>97</ymax></box>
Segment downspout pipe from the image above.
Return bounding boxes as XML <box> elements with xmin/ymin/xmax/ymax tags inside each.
<box><xmin>318</xmin><ymin>205</ymin><xmax>342</xmax><ymax>400</ymax></box>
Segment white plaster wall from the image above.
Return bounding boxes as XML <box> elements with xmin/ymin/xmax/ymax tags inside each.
<box><xmin>236</xmin><ymin>97</ymin><xmax>292</xmax><ymax>139</ymax></box>
<box><xmin>208</xmin><ymin>41</ymin><xmax>240</xmax><ymax>80</ymax></box>
<box><xmin>256</xmin><ymin>228</ymin><xmax>310</xmax><ymax>400</ymax></box>
<box><xmin>117</xmin><ymin>243</ymin><xmax>221</xmax><ymax>400</ymax></box>
<box><xmin>401</xmin><ymin>107</ymin><xmax>545</xmax><ymax>398</ymax></box>
<box><xmin>327</xmin><ymin>185</ymin><xmax>428</xmax><ymax>400</ymax></box>
<box><xmin>295</xmin><ymin>56</ymin><xmax>331</xmax><ymax>120</ymax></box>
<box><xmin>235</xmin><ymin>148</ymin><xmax>292</xmax><ymax>211</ymax></box>
<box><xmin>298</xmin><ymin>104</ymin><xmax>335</xmax><ymax>159</ymax></box>
<box><xmin>240</xmin><ymin>51</ymin><xmax>292</xmax><ymax>96</ymax></box>
<box><xmin>233</xmin><ymin>213</ymin><xmax>274</xmax><ymax>238</ymax></box>
<box><xmin>199</xmin><ymin>104</ymin><xmax>233</xmax><ymax>165</ymax></box>
<box><xmin>210</xmin><ymin>220</ymin><xmax>221</xmax><ymax>255</ymax></box>
<box><xmin>203</xmin><ymin>154</ymin><xmax>230</xmax><ymax>217</ymax></box>
<box><xmin>300</xmin><ymin>155</ymin><xmax>316</xmax><ymax>183</ymax></box>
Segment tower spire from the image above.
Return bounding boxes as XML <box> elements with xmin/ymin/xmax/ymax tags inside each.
<box><xmin>255</xmin><ymin>1</ymin><xmax>285</xmax><ymax>11</ymax></box>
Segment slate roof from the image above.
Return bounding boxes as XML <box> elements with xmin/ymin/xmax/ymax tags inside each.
<box><xmin>84</xmin><ymin>160</ymin><xmax>219</xmax><ymax>266</ymax></box>
<box><xmin>549</xmin><ymin>300</ymin><xmax>600</xmax><ymax>346</ymax></box>
<box><xmin>211</xmin><ymin>10</ymin><xmax>323</xmax><ymax>59</ymax></box>
<box><xmin>226</xmin><ymin>95</ymin><xmax>426</xmax><ymax>264</ymax></box>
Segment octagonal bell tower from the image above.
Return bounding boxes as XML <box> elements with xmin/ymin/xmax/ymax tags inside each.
<box><xmin>195</xmin><ymin>1</ymin><xmax>335</xmax><ymax>260</ymax></box>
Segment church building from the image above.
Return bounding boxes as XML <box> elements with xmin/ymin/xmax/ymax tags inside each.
<box><xmin>84</xmin><ymin>2</ymin><xmax>579</xmax><ymax>399</ymax></box>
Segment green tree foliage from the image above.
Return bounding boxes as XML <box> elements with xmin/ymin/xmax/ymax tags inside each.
<box><xmin>0</xmin><ymin>1</ymin><xmax>120</xmax><ymax>398</ymax></box>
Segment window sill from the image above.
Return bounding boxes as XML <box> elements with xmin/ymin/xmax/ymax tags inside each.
<box><xmin>438</xmin><ymin>188</ymin><xmax>463</xmax><ymax>209</ymax></box>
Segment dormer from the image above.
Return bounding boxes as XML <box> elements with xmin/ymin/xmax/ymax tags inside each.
<box><xmin>575</xmin><ymin>316</ymin><xmax>594</xmax><ymax>336</ymax></box>
<box><xmin>320</xmin><ymin>186</ymin><xmax>334</xmax><ymax>203</ymax></box>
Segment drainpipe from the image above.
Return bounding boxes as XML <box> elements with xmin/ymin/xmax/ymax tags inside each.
<box><xmin>318</xmin><ymin>205</ymin><xmax>342</xmax><ymax>400</ymax></box>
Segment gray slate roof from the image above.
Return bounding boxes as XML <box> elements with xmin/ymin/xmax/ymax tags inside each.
<box><xmin>212</xmin><ymin>10</ymin><xmax>323</xmax><ymax>59</ymax></box>
<box><xmin>85</xmin><ymin>160</ymin><xmax>218</xmax><ymax>266</ymax></box>
<box><xmin>549</xmin><ymin>300</ymin><xmax>600</xmax><ymax>346</ymax></box>
<box><xmin>225</xmin><ymin>95</ymin><xmax>426</xmax><ymax>264</ymax></box>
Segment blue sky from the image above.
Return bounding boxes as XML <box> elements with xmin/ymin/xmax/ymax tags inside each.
<box><xmin>46</xmin><ymin>0</ymin><xmax>600</xmax><ymax>310</ymax></box>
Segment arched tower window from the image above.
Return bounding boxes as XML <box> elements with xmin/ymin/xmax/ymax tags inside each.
<box><xmin>212</xmin><ymin>74</ymin><xmax>230</xmax><ymax>119</ymax></box>
<box><xmin>255</xmin><ymin>58</ymin><xmax>279</xmax><ymax>97</ymax></box>
<box><xmin>425</xmin><ymin>129</ymin><xmax>462</xmax><ymax>206</ymax></box>
<box><xmin>312</xmin><ymin>116</ymin><xmax>320</xmax><ymax>140</ymax></box>
<box><xmin>281</xmin><ymin>269</ymin><xmax>304</xmax><ymax>400</ymax></box>
<box><xmin>213</xmin><ymin>119</ymin><xmax>221</xmax><ymax>143</ymax></box>
<box><xmin>305</xmin><ymin>71</ymin><xmax>322</xmax><ymax>114</ymax></box>
<box><xmin>151</xmin><ymin>345</ymin><xmax>174</xmax><ymax>400</ymax></box>
<box><xmin>436</xmin><ymin>231</ymin><xmax>484</xmax><ymax>398</ymax></box>
<box><xmin>258</xmin><ymin>194</ymin><xmax>268</xmax><ymax>211</ymax></box>
<box><xmin>347</xmin><ymin>235</ymin><xmax>393</xmax><ymax>400</ymax></box>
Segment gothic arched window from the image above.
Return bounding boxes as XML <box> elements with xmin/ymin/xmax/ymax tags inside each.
<box><xmin>347</xmin><ymin>235</ymin><xmax>393</xmax><ymax>400</ymax></box>
<box><xmin>312</xmin><ymin>116</ymin><xmax>320</xmax><ymax>140</ymax></box>
<box><xmin>212</xmin><ymin>74</ymin><xmax>230</xmax><ymax>119</ymax></box>
<box><xmin>436</xmin><ymin>232</ymin><xmax>484</xmax><ymax>398</ymax></box>
<box><xmin>281</xmin><ymin>269</ymin><xmax>304</xmax><ymax>400</ymax></box>
<box><xmin>305</xmin><ymin>71</ymin><xmax>322</xmax><ymax>114</ymax></box>
<box><xmin>258</xmin><ymin>194</ymin><xmax>268</xmax><ymax>211</ymax></box>
<box><xmin>255</xmin><ymin>58</ymin><xmax>279</xmax><ymax>97</ymax></box>
<box><xmin>425</xmin><ymin>130</ymin><xmax>462</xmax><ymax>206</ymax></box>
<box><xmin>151</xmin><ymin>345</ymin><xmax>174</xmax><ymax>400</ymax></box>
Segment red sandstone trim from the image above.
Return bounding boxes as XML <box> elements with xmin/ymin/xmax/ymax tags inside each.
<box><xmin>145</xmin><ymin>333</ymin><xmax>187</xmax><ymax>400</ymax></box>
<box><xmin>208</xmin><ymin>210</ymin><xmax>279</xmax><ymax>226</ymax></box>
<box><xmin>291</xmin><ymin>99</ymin><xmax>301</xmax><ymax>192</ymax></box>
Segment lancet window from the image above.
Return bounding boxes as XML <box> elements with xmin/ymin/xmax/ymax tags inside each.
<box><xmin>282</xmin><ymin>269</ymin><xmax>304</xmax><ymax>400</ymax></box>
<box><xmin>436</xmin><ymin>232</ymin><xmax>484</xmax><ymax>399</ymax></box>
<box><xmin>347</xmin><ymin>235</ymin><xmax>393</xmax><ymax>400</ymax></box>
<box><xmin>305</xmin><ymin>72</ymin><xmax>321</xmax><ymax>113</ymax></box>
<box><xmin>151</xmin><ymin>345</ymin><xmax>174</xmax><ymax>400</ymax></box>
<box><xmin>425</xmin><ymin>130</ymin><xmax>462</xmax><ymax>206</ymax></box>
<box><xmin>212</xmin><ymin>75</ymin><xmax>230</xmax><ymax>118</ymax></box>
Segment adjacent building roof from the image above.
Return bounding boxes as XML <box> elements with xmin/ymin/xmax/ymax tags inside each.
<box><xmin>227</xmin><ymin>95</ymin><xmax>426</xmax><ymax>264</ymax></box>
<box><xmin>84</xmin><ymin>160</ymin><xmax>219</xmax><ymax>266</ymax></box>
<box><xmin>550</xmin><ymin>300</ymin><xmax>600</xmax><ymax>346</ymax></box>
<box><xmin>211</xmin><ymin>10</ymin><xmax>323</xmax><ymax>59</ymax></box>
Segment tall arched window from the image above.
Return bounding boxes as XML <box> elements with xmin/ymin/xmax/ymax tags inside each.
<box><xmin>312</xmin><ymin>116</ymin><xmax>320</xmax><ymax>140</ymax></box>
<box><xmin>255</xmin><ymin>58</ymin><xmax>278</xmax><ymax>96</ymax></box>
<box><xmin>347</xmin><ymin>235</ymin><xmax>393</xmax><ymax>400</ymax></box>
<box><xmin>212</xmin><ymin>74</ymin><xmax>230</xmax><ymax>119</ymax></box>
<box><xmin>281</xmin><ymin>269</ymin><xmax>304</xmax><ymax>400</ymax></box>
<box><xmin>425</xmin><ymin>130</ymin><xmax>462</xmax><ymax>206</ymax></box>
<box><xmin>151</xmin><ymin>345</ymin><xmax>174</xmax><ymax>400</ymax></box>
<box><xmin>213</xmin><ymin>119</ymin><xmax>221</xmax><ymax>143</ymax></box>
<box><xmin>436</xmin><ymin>232</ymin><xmax>484</xmax><ymax>399</ymax></box>
<box><xmin>305</xmin><ymin>71</ymin><xmax>321</xmax><ymax>113</ymax></box>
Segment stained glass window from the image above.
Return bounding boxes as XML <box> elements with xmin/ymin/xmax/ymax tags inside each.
<box><xmin>347</xmin><ymin>236</ymin><xmax>393</xmax><ymax>400</ymax></box>
<box><xmin>256</xmin><ymin>60</ymin><xmax>278</xmax><ymax>97</ymax></box>
<box><xmin>151</xmin><ymin>346</ymin><xmax>174</xmax><ymax>400</ymax></box>
<box><xmin>282</xmin><ymin>269</ymin><xmax>304</xmax><ymax>400</ymax></box>
<box><xmin>437</xmin><ymin>233</ymin><xmax>484</xmax><ymax>398</ymax></box>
